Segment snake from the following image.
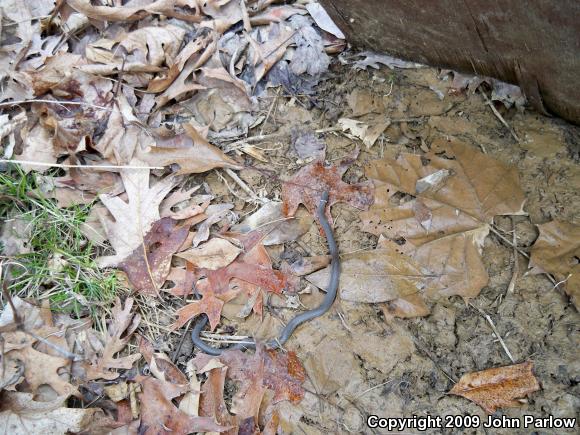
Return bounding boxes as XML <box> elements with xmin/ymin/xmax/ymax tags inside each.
<box><xmin>190</xmin><ymin>190</ymin><xmax>340</xmax><ymax>355</ymax></box>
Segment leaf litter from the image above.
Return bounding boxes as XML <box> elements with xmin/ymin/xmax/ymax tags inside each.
<box><xmin>0</xmin><ymin>0</ymin><xmax>578</xmax><ymax>432</ymax></box>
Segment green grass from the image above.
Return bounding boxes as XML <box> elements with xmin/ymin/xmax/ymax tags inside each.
<box><xmin>0</xmin><ymin>166</ymin><xmax>122</xmax><ymax>319</ymax></box>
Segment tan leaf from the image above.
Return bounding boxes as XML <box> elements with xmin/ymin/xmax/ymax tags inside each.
<box><xmin>529</xmin><ymin>220</ymin><xmax>580</xmax><ymax>308</ymax></box>
<box><xmin>138</xmin><ymin>124</ymin><xmax>242</xmax><ymax>175</ymax></box>
<box><xmin>361</xmin><ymin>138</ymin><xmax>525</xmax><ymax>300</ymax></box>
<box><xmin>97</xmin><ymin>161</ymin><xmax>177</xmax><ymax>268</ymax></box>
<box><xmin>0</xmin><ymin>392</ymin><xmax>107</xmax><ymax>435</ymax></box>
<box><xmin>177</xmin><ymin>237</ymin><xmax>242</xmax><ymax>270</ymax></box>
<box><xmin>449</xmin><ymin>362</ymin><xmax>541</xmax><ymax>413</ymax></box>
<box><xmin>82</xmin><ymin>298</ymin><xmax>141</xmax><ymax>381</ymax></box>
<box><xmin>338</xmin><ymin>116</ymin><xmax>390</xmax><ymax>148</ymax></box>
<box><xmin>306</xmin><ymin>241</ymin><xmax>437</xmax><ymax>303</ymax></box>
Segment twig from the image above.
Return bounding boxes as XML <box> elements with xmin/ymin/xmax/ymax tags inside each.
<box><xmin>0</xmin><ymin>159</ymin><xmax>164</xmax><ymax>170</ymax></box>
<box><xmin>26</xmin><ymin>330</ymin><xmax>84</xmax><ymax>361</ymax></box>
<box><xmin>480</xmin><ymin>91</ymin><xmax>520</xmax><ymax>142</ymax></box>
<box><xmin>260</xmin><ymin>86</ymin><xmax>281</xmax><ymax>135</ymax></box>
<box><xmin>200</xmin><ymin>332</ymin><xmax>251</xmax><ymax>341</ymax></box>
<box><xmin>489</xmin><ymin>225</ymin><xmax>530</xmax><ymax>259</ymax></box>
<box><xmin>0</xmin><ymin>99</ymin><xmax>114</xmax><ymax>112</ymax></box>
<box><xmin>470</xmin><ymin>303</ymin><xmax>515</xmax><ymax>363</ymax></box>
<box><xmin>224</xmin><ymin>168</ymin><xmax>266</xmax><ymax>203</ymax></box>
<box><xmin>222</xmin><ymin>132</ymin><xmax>287</xmax><ymax>152</ymax></box>
<box><xmin>506</xmin><ymin>219</ymin><xmax>519</xmax><ymax>294</ymax></box>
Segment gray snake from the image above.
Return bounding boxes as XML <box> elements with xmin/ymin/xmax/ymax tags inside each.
<box><xmin>191</xmin><ymin>191</ymin><xmax>340</xmax><ymax>355</ymax></box>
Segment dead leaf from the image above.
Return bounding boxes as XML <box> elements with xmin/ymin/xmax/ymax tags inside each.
<box><xmin>137</xmin><ymin>375</ymin><xmax>226</xmax><ymax>435</ymax></box>
<box><xmin>353</xmin><ymin>51</ymin><xmax>424</xmax><ymax>70</ymax></box>
<box><xmin>82</xmin><ymin>298</ymin><xmax>141</xmax><ymax>381</ymax></box>
<box><xmin>173</xmin><ymin>232</ymin><xmax>289</xmax><ymax>330</ymax></box>
<box><xmin>120</xmin><ymin>217</ymin><xmax>190</xmax><ymax>295</ymax></box>
<box><xmin>338</xmin><ymin>116</ymin><xmax>390</xmax><ymax>148</ymax></box>
<box><xmin>282</xmin><ymin>150</ymin><xmax>374</xmax><ymax>226</ymax></box>
<box><xmin>0</xmin><ymin>391</ymin><xmax>107</xmax><ymax>435</ymax></box>
<box><xmin>177</xmin><ymin>237</ymin><xmax>242</xmax><ymax>270</ymax></box>
<box><xmin>97</xmin><ymin>162</ymin><xmax>177</xmax><ymax>268</ymax></box>
<box><xmin>361</xmin><ymin>138</ymin><xmax>526</xmax><ymax>300</ymax></box>
<box><xmin>138</xmin><ymin>124</ymin><xmax>242</xmax><ymax>175</ymax></box>
<box><xmin>529</xmin><ymin>220</ymin><xmax>580</xmax><ymax>309</ymax></box>
<box><xmin>291</xmin><ymin>127</ymin><xmax>326</xmax><ymax>160</ymax></box>
<box><xmin>449</xmin><ymin>362</ymin><xmax>541</xmax><ymax>413</ymax></box>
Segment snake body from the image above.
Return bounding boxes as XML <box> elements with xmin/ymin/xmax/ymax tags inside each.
<box><xmin>191</xmin><ymin>191</ymin><xmax>340</xmax><ymax>355</ymax></box>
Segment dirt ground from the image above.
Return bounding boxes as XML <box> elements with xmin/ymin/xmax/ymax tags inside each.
<box><xmin>160</xmin><ymin>61</ymin><xmax>580</xmax><ymax>434</ymax></box>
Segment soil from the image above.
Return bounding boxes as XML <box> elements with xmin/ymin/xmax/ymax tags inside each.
<box><xmin>171</xmin><ymin>61</ymin><xmax>580</xmax><ymax>434</ymax></box>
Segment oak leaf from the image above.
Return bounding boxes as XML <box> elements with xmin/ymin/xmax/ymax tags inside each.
<box><xmin>529</xmin><ymin>220</ymin><xmax>580</xmax><ymax>309</ymax></box>
<box><xmin>361</xmin><ymin>138</ymin><xmax>525</xmax><ymax>301</ymax></box>
<box><xmin>82</xmin><ymin>298</ymin><xmax>141</xmax><ymax>381</ymax></box>
<box><xmin>449</xmin><ymin>362</ymin><xmax>540</xmax><ymax>413</ymax></box>
<box><xmin>97</xmin><ymin>162</ymin><xmax>177</xmax><ymax>268</ymax></box>
<box><xmin>173</xmin><ymin>232</ymin><xmax>289</xmax><ymax>330</ymax></box>
<box><xmin>177</xmin><ymin>237</ymin><xmax>242</xmax><ymax>270</ymax></box>
<box><xmin>282</xmin><ymin>149</ymin><xmax>374</xmax><ymax>225</ymax></box>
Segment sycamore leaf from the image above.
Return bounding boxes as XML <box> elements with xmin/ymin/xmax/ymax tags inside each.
<box><xmin>97</xmin><ymin>161</ymin><xmax>177</xmax><ymax>268</ymax></box>
<box><xmin>361</xmin><ymin>138</ymin><xmax>526</xmax><ymax>300</ymax></box>
<box><xmin>119</xmin><ymin>217</ymin><xmax>190</xmax><ymax>295</ymax></box>
<box><xmin>82</xmin><ymin>298</ymin><xmax>141</xmax><ymax>381</ymax></box>
<box><xmin>138</xmin><ymin>124</ymin><xmax>242</xmax><ymax>175</ymax></box>
<box><xmin>173</xmin><ymin>232</ymin><xmax>289</xmax><ymax>330</ymax></box>
<box><xmin>282</xmin><ymin>149</ymin><xmax>374</xmax><ymax>226</ymax></box>
<box><xmin>529</xmin><ymin>220</ymin><xmax>580</xmax><ymax>309</ymax></box>
<box><xmin>0</xmin><ymin>392</ymin><xmax>107</xmax><ymax>435</ymax></box>
<box><xmin>306</xmin><ymin>240</ymin><xmax>438</xmax><ymax>303</ymax></box>
<box><xmin>137</xmin><ymin>375</ymin><xmax>227</xmax><ymax>435</ymax></box>
<box><xmin>449</xmin><ymin>362</ymin><xmax>540</xmax><ymax>413</ymax></box>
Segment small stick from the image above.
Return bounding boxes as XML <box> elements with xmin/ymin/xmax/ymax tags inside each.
<box><xmin>0</xmin><ymin>159</ymin><xmax>164</xmax><ymax>170</ymax></box>
<box><xmin>0</xmin><ymin>99</ymin><xmax>114</xmax><ymax>112</ymax></box>
<box><xmin>200</xmin><ymin>332</ymin><xmax>251</xmax><ymax>341</ymax></box>
<box><xmin>506</xmin><ymin>219</ymin><xmax>519</xmax><ymax>294</ymax></box>
<box><xmin>480</xmin><ymin>91</ymin><xmax>520</xmax><ymax>142</ymax></box>
<box><xmin>224</xmin><ymin>168</ymin><xmax>266</xmax><ymax>203</ymax></box>
<box><xmin>470</xmin><ymin>303</ymin><xmax>515</xmax><ymax>363</ymax></box>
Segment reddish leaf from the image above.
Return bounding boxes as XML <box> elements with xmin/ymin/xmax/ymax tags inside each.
<box><xmin>282</xmin><ymin>150</ymin><xmax>374</xmax><ymax>225</ymax></box>
<box><xmin>449</xmin><ymin>362</ymin><xmax>541</xmax><ymax>413</ymax></box>
<box><xmin>119</xmin><ymin>217</ymin><xmax>190</xmax><ymax>296</ymax></box>
<box><xmin>136</xmin><ymin>375</ymin><xmax>227</xmax><ymax>435</ymax></box>
<box><xmin>173</xmin><ymin>232</ymin><xmax>289</xmax><ymax>330</ymax></box>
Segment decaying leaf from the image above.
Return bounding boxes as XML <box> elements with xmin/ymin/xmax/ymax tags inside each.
<box><xmin>81</xmin><ymin>298</ymin><xmax>141</xmax><ymax>381</ymax></box>
<box><xmin>119</xmin><ymin>217</ymin><xmax>190</xmax><ymax>295</ymax></box>
<box><xmin>361</xmin><ymin>138</ymin><xmax>526</xmax><ymax>301</ymax></box>
<box><xmin>0</xmin><ymin>391</ymin><xmax>107</xmax><ymax>435</ymax></box>
<box><xmin>97</xmin><ymin>162</ymin><xmax>177</xmax><ymax>268</ymax></box>
<box><xmin>449</xmin><ymin>362</ymin><xmax>541</xmax><ymax>413</ymax></box>
<box><xmin>338</xmin><ymin>117</ymin><xmax>390</xmax><ymax>148</ymax></box>
<box><xmin>529</xmin><ymin>220</ymin><xmax>580</xmax><ymax>309</ymax></box>
<box><xmin>282</xmin><ymin>149</ymin><xmax>374</xmax><ymax>225</ymax></box>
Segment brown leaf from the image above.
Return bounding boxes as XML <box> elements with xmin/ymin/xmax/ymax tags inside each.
<box><xmin>177</xmin><ymin>237</ymin><xmax>242</xmax><ymax>270</ymax></box>
<box><xmin>361</xmin><ymin>138</ymin><xmax>526</xmax><ymax>300</ymax></box>
<box><xmin>0</xmin><ymin>391</ymin><xmax>108</xmax><ymax>435</ymax></box>
<box><xmin>119</xmin><ymin>217</ymin><xmax>190</xmax><ymax>295</ymax></box>
<box><xmin>173</xmin><ymin>232</ymin><xmax>289</xmax><ymax>330</ymax></box>
<box><xmin>82</xmin><ymin>298</ymin><xmax>141</xmax><ymax>381</ymax></box>
<box><xmin>97</xmin><ymin>162</ymin><xmax>177</xmax><ymax>268</ymax></box>
<box><xmin>137</xmin><ymin>375</ymin><xmax>227</xmax><ymax>435</ymax></box>
<box><xmin>282</xmin><ymin>150</ymin><xmax>374</xmax><ymax>226</ymax></box>
<box><xmin>529</xmin><ymin>220</ymin><xmax>580</xmax><ymax>308</ymax></box>
<box><xmin>194</xmin><ymin>346</ymin><xmax>305</xmax><ymax>426</ymax></box>
<box><xmin>449</xmin><ymin>362</ymin><xmax>541</xmax><ymax>413</ymax></box>
<box><xmin>138</xmin><ymin>124</ymin><xmax>242</xmax><ymax>175</ymax></box>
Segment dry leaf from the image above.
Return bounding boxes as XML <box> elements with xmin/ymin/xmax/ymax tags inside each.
<box><xmin>449</xmin><ymin>362</ymin><xmax>541</xmax><ymax>413</ymax></box>
<box><xmin>138</xmin><ymin>124</ymin><xmax>242</xmax><ymax>175</ymax></box>
<box><xmin>282</xmin><ymin>150</ymin><xmax>374</xmax><ymax>226</ymax></box>
<box><xmin>361</xmin><ymin>138</ymin><xmax>526</xmax><ymax>300</ymax></box>
<box><xmin>173</xmin><ymin>232</ymin><xmax>289</xmax><ymax>330</ymax></box>
<box><xmin>137</xmin><ymin>375</ymin><xmax>227</xmax><ymax>435</ymax></box>
<box><xmin>82</xmin><ymin>298</ymin><xmax>141</xmax><ymax>381</ymax></box>
<box><xmin>97</xmin><ymin>162</ymin><xmax>177</xmax><ymax>268</ymax></box>
<box><xmin>0</xmin><ymin>391</ymin><xmax>107</xmax><ymax>435</ymax></box>
<box><xmin>119</xmin><ymin>217</ymin><xmax>190</xmax><ymax>295</ymax></box>
<box><xmin>177</xmin><ymin>237</ymin><xmax>242</xmax><ymax>270</ymax></box>
<box><xmin>529</xmin><ymin>220</ymin><xmax>580</xmax><ymax>308</ymax></box>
